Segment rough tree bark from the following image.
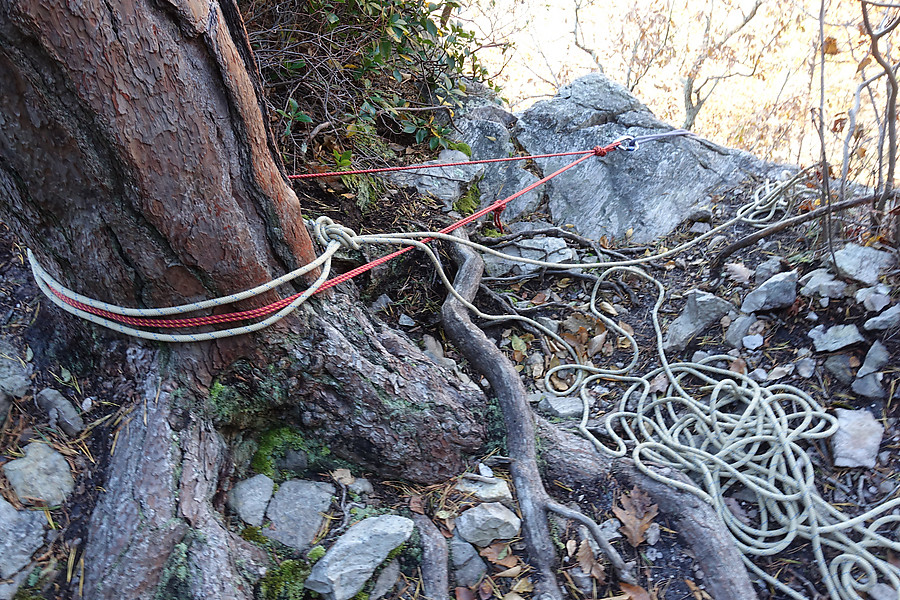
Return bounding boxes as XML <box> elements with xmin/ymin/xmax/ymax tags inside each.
<box><xmin>0</xmin><ymin>0</ymin><xmax>486</xmax><ymax>597</ymax></box>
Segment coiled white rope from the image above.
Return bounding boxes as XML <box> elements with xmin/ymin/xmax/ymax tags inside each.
<box><xmin>29</xmin><ymin>168</ymin><xmax>897</xmax><ymax>598</ymax></box>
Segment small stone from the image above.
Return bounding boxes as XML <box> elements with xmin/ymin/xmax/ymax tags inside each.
<box><xmin>879</xmin><ymin>451</ymin><xmax>892</xmax><ymax>465</ymax></box>
<box><xmin>0</xmin><ymin>342</ymin><xmax>29</xmax><ymax>400</ymax></box>
<box><xmin>0</xmin><ymin>497</ymin><xmax>45</xmax><ymax>579</ymax></box>
<box><xmin>724</xmin><ymin>315</ymin><xmax>755</xmax><ymax>348</ymax></box>
<box><xmin>754</xmin><ymin>257</ymin><xmax>784</xmax><ymax>284</ymax></box>
<box><xmin>662</xmin><ymin>290</ymin><xmax>736</xmax><ymax>353</ymax></box>
<box><xmin>852</xmin><ymin>373</ymin><xmax>887</xmax><ymax>399</ymax></box>
<box><xmin>865</xmin><ymin>583</ymin><xmax>899</xmax><ymax>600</ymax></box>
<box><xmin>689</xmin><ymin>222</ymin><xmax>711</xmax><ymax>234</ymax></box>
<box><xmin>264</xmin><ymin>480</ymin><xmax>334</xmax><ymax>551</ymax></box>
<box><xmin>799</xmin><ymin>268</ymin><xmax>847</xmax><ymax>299</ymax></box>
<box><xmin>707</xmin><ymin>235</ymin><xmax>727</xmax><ymax>250</ymax></box>
<box><xmin>858</xmin><ymin>341</ymin><xmax>890</xmax><ymax>378</ymax></box>
<box><xmin>305</xmin><ymin>515</ymin><xmax>414</xmax><ymax>600</ymax></box>
<box><xmin>537</xmin><ymin>395</ymin><xmax>583</xmax><ymax>419</ymax></box>
<box><xmin>742</xmin><ymin>334</ymin><xmax>764</xmax><ymax>350</ymax></box>
<box><xmin>749</xmin><ymin>368</ymin><xmax>768</xmax><ymax>382</ymax></box>
<box><xmin>832</xmin><ymin>243</ymin><xmax>895</xmax><ymax>285</ymax></box>
<box><xmin>645</xmin><ymin>522</ymin><xmax>661</xmax><ymax>546</ymax></box>
<box><xmin>455</xmin><ymin>478</ymin><xmax>513</xmax><ymax>506</ymax></box>
<box><xmin>3</xmin><ymin>443</ymin><xmax>74</xmax><ymax>506</ymax></box>
<box><xmin>808</xmin><ymin>324</ymin><xmax>865</xmax><ymax>352</ymax></box>
<box><xmin>370</xmin><ymin>559</ymin><xmax>400</xmax><ymax>600</ymax></box>
<box><xmin>794</xmin><ymin>358</ymin><xmax>816</xmax><ymax>379</ymax></box>
<box><xmin>806</xmin><ymin>311</ymin><xmax>819</xmax><ymax>322</ymax></box>
<box><xmin>455</xmin><ymin>502</ymin><xmax>521</xmax><ymax>547</ymax></box>
<box><xmin>449</xmin><ymin>531</ymin><xmax>487</xmax><ymax>587</ymax></box>
<box><xmin>865</xmin><ymin>305</ymin><xmax>900</xmax><ymax>331</ymax></box>
<box><xmin>856</xmin><ymin>285</ymin><xmax>892</xmax><ymax>312</ymax></box>
<box><xmin>35</xmin><ymin>389</ymin><xmax>85</xmax><ymax>437</ymax></box>
<box><xmin>831</xmin><ymin>409</ymin><xmax>883</xmax><ymax>468</ymax></box>
<box><xmin>398</xmin><ymin>314</ymin><xmax>416</xmax><ymax>327</ymax></box>
<box><xmin>691</xmin><ymin>350</ymin><xmax>710</xmax><ymax>363</ymax></box>
<box><xmin>535</xmin><ymin>317</ymin><xmax>559</xmax><ymax>335</ymax></box>
<box><xmin>598</xmin><ymin>518</ymin><xmax>622</xmax><ymax>541</ymax></box>
<box><xmin>741</xmin><ymin>270</ymin><xmax>798</xmax><ymax>313</ymax></box>
<box><xmin>227</xmin><ymin>474</ymin><xmax>274</xmax><ymax>527</ymax></box>
<box><xmin>275</xmin><ymin>448</ymin><xmax>309</xmax><ymax>476</ymax></box>
<box><xmin>348</xmin><ymin>478</ymin><xmax>375</xmax><ymax>497</ymax></box>
<box><xmin>371</xmin><ymin>294</ymin><xmax>392</xmax><ymax>312</ymax></box>
<box><xmin>824</xmin><ymin>355</ymin><xmax>855</xmax><ymax>385</ymax></box>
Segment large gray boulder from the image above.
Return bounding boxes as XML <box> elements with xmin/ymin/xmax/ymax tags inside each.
<box><xmin>305</xmin><ymin>515</ymin><xmax>414</xmax><ymax>600</ymax></box>
<box><xmin>514</xmin><ymin>73</ymin><xmax>771</xmax><ymax>242</ymax></box>
<box><xmin>0</xmin><ymin>497</ymin><xmax>45</xmax><ymax>579</ymax></box>
<box><xmin>662</xmin><ymin>290</ymin><xmax>736</xmax><ymax>353</ymax></box>
<box><xmin>227</xmin><ymin>474</ymin><xmax>274</xmax><ymax>527</ymax></box>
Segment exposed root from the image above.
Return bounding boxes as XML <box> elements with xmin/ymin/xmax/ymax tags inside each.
<box><xmin>412</xmin><ymin>514</ymin><xmax>450</xmax><ymax>600</ymax></box>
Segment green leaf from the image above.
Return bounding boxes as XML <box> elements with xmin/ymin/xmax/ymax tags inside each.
<box><xmin>510</xmin><ymin>334</ymin><xmax>527</xmax><ymax>352</ymax></box>
<box><xmin>326</xmin><ymin>11</ymin><xmax>339</xmax><ymax>23</ymax></box>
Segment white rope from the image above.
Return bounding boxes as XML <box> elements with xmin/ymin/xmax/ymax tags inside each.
<box><xmin>27</xmin><ymin>167</ymin><xmax>896</xmax><ymax>598</ymax></box>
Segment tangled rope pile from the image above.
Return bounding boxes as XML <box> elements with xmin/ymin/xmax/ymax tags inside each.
<box><xmin>29</xmin><ymin>137</ymin><xmax>899</xmax><ymax>598</ymax></box>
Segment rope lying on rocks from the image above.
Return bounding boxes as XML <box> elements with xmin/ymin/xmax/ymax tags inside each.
<box><xmin>29</xmin><ymin>144</ymin><xmax>896</xmax><ymax>597</ymax></box>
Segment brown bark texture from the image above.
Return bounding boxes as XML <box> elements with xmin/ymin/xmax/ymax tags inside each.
<box><xmin>0</xmin><ymin>0</ymin><xmax>487</xmax><ymax>597</ymax></box>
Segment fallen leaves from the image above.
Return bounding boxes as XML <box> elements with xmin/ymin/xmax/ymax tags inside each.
<box><xmin>480</xmin><ymin>542</ymin><xmax>518</xmax><ymax>568</ymax></box>
<box><xmin>612</xmin><ymin>486</ymin><xmax>659</xmax><ymax>547</ymax></box>
<box><xmin>724</xmin><ymin>262</ymin><xmax>752</xmax><ymax>284</ymax></box>
<box><xmin>619</xmin><ymin>582</ymin><xmax>652</xmax><ymax>600</ymax></box>
<box><xmin>576</xmin><ymin>540</ymin><xmax>606</xmax><ymax>583</ymax></box>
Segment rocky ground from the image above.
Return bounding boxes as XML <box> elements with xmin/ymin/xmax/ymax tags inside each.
<box><xmin>2</xmin><ymin>74</ymin><xmax>900</xmax><ymax>600</ymax></box>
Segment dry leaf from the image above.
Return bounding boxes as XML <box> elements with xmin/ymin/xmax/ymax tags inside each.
<box><xmin>495</xmin><ymin>566</ymin><xmax>522</xmax><ymax>578</ymax></box>
<box><xmin>684</xmin><ymin>579</ymin><xmax>713</xmax><ymax>600</ymax></box>
<box><xmin>617</xmin><ymin>320</ymin><xmax>635</xmax><ymax>337</ymax></box>
<box><xmin>725</xmin><ymin>262</ymin><xmax>752</xmax><ymax>284</ymax></box>
<box><xmin>511</xmin><ymin>578</ymin><xmax>534</xmax><ymax>594</ymax></box>
<box><xmin>823</xmin><ymin>36</ymin><xmax>839</xmax><ymax>55</ymax></box>
<box><xmin>723</xmin><ymin>497</ymin><xmax>751</xmax><ymax>525</ymax></box>
<box><xmin>613</xmin><ymin>488</ymin><xmax>658</xmax><ymax>547</ymax></box>
<box><xmin>331</xmin><ymin>468</ymin><xmax>355</xmax><ymax>486</ymax></box>
<box><xmin>648</xmin><ymin>372</ymin><xmax>669</xmax><ymax>394</ymax></box>
<box><xmin>478</xmin><ymin>579</ymin><xmax>493</xmax><ymax>600</ymax></box>
<box><xmin>531</xmin><ymin>292</ymin><xmax>547</xmax><ymax>305</ymax></box>
<box><xmin>729</xmin><ymin>358</ymin><xmax>747</xmax><ymax>375</ymax></box>
<box><xmin>565</xmin><ymin>539</ymin><xmax>577</xmax><ymax>557</ymax></box>
<box><xmin>620</xmin><ymin>582</ymin><xmax>652</xmax><ymax>600</ymax></box>
<box><xmin>848</xmin><ymin>356</ymin><xmax>861</xmax><ymax>368</ymax></box>
<box><xmin>625</xmin><ymin>227</ymin><xmax>634</xmax><ymax>239</ymax></box>
<box><xmin>617</xmin><ymin>336</ymin><xmax>632</xmax><ymax>350</ymax></box>
<box><xmin>766</xmin><ymin>365</ymin><xmax>794</xmax><ymax>380</ymax></box>
<box><xmin>598</xmin><ymin>300</ymin><xmax>618</xmax><ymax>316</ymax></box>
<box><xmin>409</xmin><ymin>494</ymin><xmax>425</xmax><ymax>514</ymax></box>
<box><xmin>501</xmin><ymin>593</ymin><xmax>525</xmax><ymax>600</ymax></box>
<box><xmin>857</xmin><ymin>55</ymin><xmax>872</xmax><ymax>72</ymax></box>
<box><xmin>588</xmin><ymin>332</ymin><xmax>608</xmax><ymax>357</ymax></box>
<box><xmin>455</xmin><ymin>587</ymin><xmax>476</xmax><ymax>600</ymax></box>
<box><xmin>576</xmin><ymin>540</ymin><xmax>606</xmax><ymax>582</ymax></box>
<box><xmin>480</xmin><ymin>542</ymin><xmax>518</xmax><ymax>568</ymax></box>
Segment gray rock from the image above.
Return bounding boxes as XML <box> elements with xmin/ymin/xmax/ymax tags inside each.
<box><xmin>865</xmin><ymin>305</ymin><xmax>900</xmax><ymax>331</ymax></box>
<box><xmin>514</xmin><ymin>73</ymin><xmax>769</xmax><ymax>243</ymax></box>
<box><xmin>856</xmin><ymin>285</ymin><xmax>892</xmax><ymax>312</ymax></box>
<box><xmin>0</xmin><ymin>341</ymin><xmax>29</xmax><ymax>400</ymax></box>
<box><xmin>824</xmin><ymin>355</ymin><xmax>855</xmax><ymax>385</ymax></box>
<box><xmin>370</xmin><ymin>559</ymin><xmax>400</xmax><ymax>600</ymax></box>
<box><xmin>662</xmin><ymin>290</ymin><xmax>736</xmax><ymax>353</ymax></box>
<box><xmin>689</xmin><ymin>222</ymin><xmax>711</xmax><ymax>234</ymax></box>
<box><xmin>3</xmin><ymin>443</ymin><xmax>74</xmax><ymax>506</ymax></box>
<box><xmin>456</xmin><ymin>117</ymin><xmax>540</xmax><ymax>221</ymax></box>
<box><xmin>398</xmin><ymin>314</ymin><xmax>416</xmax><ymax>327</ymax></box>
<box><xmin>858</xmin><ymin>341</ymin><xmax>890</xmax><ymax>378</ymax></box>
<box><xmin>0</xmin><ymin>569</ymin><xmax>29</xmax><ymax>600</ymax></box>
<box><xmin>799</xmin><ymin>268</ymin><xmax>847</xmax><ymax>299</ymax></box>
<box><xmin>724</xmin><ymin>315</ymin><xmax>755</xmax><ymax>348</ymax></box>
<box><xmin>455</xmin><ymin>502</ymin><xmax>521</xmax><ymax>547</ymax></box>
<box><xmin>455</xmin><ymin>477</ymin><xmax>513</xmax><ymax>506</ymax></box>
<box><xmin>749</xmin><ymin>368</ymin><xmax>768</xmax><ymax>382</ymax></box>
<box><xmin>227</xmin><ymin>474</ymin><xmax>274</xmax><ymax>527</ymax></box>
<box><xmin>450</xmin><ymin>531</ymin><xmax>487</xmax><ymax>587</ymax></box>
<box><xmin>741</xmin><ymin>270</ymin><xmax>798</xmax><ymax>313</ymax></box>
<box><xmin>832</xmin><ymin>243</ymin><xmax>895</xmax><ymax>285</ymax></box>
<box><xmin>537</xmin><ymin>394</ymin><xmax>583</xmax><ymax>419</ymax></box>
<box><xmin>795</xmin><ymin>357</ymin><xmax>816</xmax><ymax>379</ymax></box>
<box><xmin>482</xmin><ymin>236</ymin><xmax>577</xmax><ymax>278</ymax></box>
<box><xmin>36</xmin><ymin>388</ymin><xmax>84</xmax><ymax>436</ymax></box>
<box><xmin>754</xmin><ymin>257</ymin><xmax>784</xmax><ymax>284</ymax></box>
<box><xmin>0</xmin><ymin>496</ymin><xmax>44</xmax><ymax>579</ymax></box>
<box><xmin>831</xmin><ymin>409</ymin><xmax>883</xmax><ymax>468</ymax></box>
<box><xmin>808</xmin><ymin>324</ymin><xmax>865</xmax><ymax>352</ymax></box>
<box><xmin>865</xmin><ymin>583</ymin><xmax>899</xmax><ymax>600</ymax></box>
<box><xmin>463</xmin><ymin>104</ymin><xmax>518</xmax><ymax>128</ymax></box>
<box><xmin>348</xmin><ymin>478</ymin><xmax>375</xmax><ymax>497</ymax></box>
<box><xmin>742</xmin><ymin>334</ymin><xmax>764</xmax><ymax>350</ymax></box>
<box><xmin>383</xmin><ymin>149</ymin><xmax>484</xmax><ymax>205</ymax></box>
<box><xmin>264</xmin><ymin>480</ymin><xmax>334</xmax><ymax>550</ymax></box>
<box><xmin>274</xmin><ymin>447</ymin><xmax>309</xmax><ymax>476</ymax></box>
<box><xmin>305</xmin><ymin>515</ymin><xmax>414</xmax><ymax>600</ymax></box>
<box><xmin>852</xmin><ymin>373</ymin><xmax>887</xmax><ymax>399</ymax></box>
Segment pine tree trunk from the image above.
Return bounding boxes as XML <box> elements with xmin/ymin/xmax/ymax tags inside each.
<box><xmin>0</xmin><ymin>1</ymin><xmax>486</xmax><ymax>597</ymax></box>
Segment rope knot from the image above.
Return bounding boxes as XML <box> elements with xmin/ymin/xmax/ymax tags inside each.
<box><xmin>314</xmin><ymin>216</ymin><xmax>360</xmax><ymax>250</ymax></box>
<box><xmin>593</xmin><ymin>145</ymin><xmax>609</xmax><ymax>157</ymax></box>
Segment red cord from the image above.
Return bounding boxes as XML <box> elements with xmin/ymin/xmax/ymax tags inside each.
<box><xmin>50</xmin><ymin>141</ymin><xmax>621</xmax><ymax>330</ymax></box>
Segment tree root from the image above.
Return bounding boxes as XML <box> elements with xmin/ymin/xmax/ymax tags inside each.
<box><xmin>441</xmin><ymin>230</ymin><xmax>636</xmax><ymax>596</ymax></box>
<box><xmin>535</xmin><ymin>420</ymin><xmax>759</xmax><ymax>600</ymax></box>
<box><xmin>412</xmin><ymin>514</ymin><xmax>450</xmax><ymax>600</ymax></box>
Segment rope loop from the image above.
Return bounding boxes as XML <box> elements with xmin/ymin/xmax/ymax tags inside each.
<box><xmin>314</xmin><ymin>216</ymin><xmax>360</xmax><ymax>250</ymax></box>
<box><xmin>593</xmin><ymin>145</ymin><xmax>610</xmax><ymax>157</ymax></box>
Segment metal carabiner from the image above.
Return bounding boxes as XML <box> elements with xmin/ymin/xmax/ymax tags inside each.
<box><xmin>614</xmin><ymin>135</ymin><xmax>638</xmax><ymax>152</ymax></box>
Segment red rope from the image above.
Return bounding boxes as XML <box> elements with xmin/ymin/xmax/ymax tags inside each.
<box><xmin>50</xmin><ymin>142</ymin><xmax>620</xmax><ymax>330</ymax></box>
<box><xmin>287</xmin><ymin>148</ymin><xmax>602</xmax><ymax>180</ymax></box>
